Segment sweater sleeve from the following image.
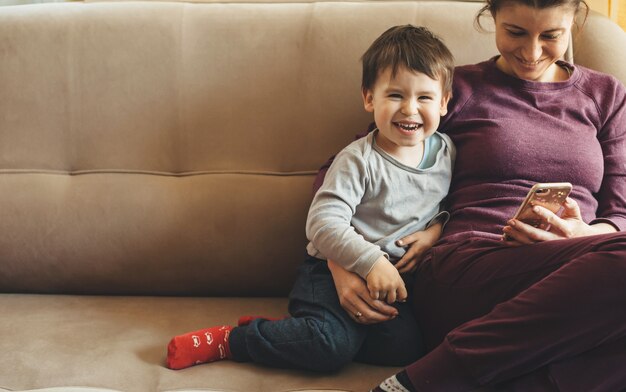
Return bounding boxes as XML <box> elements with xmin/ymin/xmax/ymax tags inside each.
<box><xmin>312</xmin><ymin>123</ymin><xmax>376</xmax><ymax>196</ymax></box>
<box><xmin>590</xmin><ymin>79</ymin><xmax>626</xmax><ymax>231</ymax></box>
<box><xmin>306</xmin><ymin>146</ymin><xmax>385</xmax><ymax>279</ymax></box>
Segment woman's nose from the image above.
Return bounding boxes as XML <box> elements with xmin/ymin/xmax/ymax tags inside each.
<box><xmin>522</xmin><ymin>38</ymin><xmax>542</xmax><ymax>62</ymax></box>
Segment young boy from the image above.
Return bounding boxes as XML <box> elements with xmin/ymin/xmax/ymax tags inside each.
<box><xmin>166</xmin><ymin>25</ymin><xmax>455</xmax><ymax>372</ymax></box>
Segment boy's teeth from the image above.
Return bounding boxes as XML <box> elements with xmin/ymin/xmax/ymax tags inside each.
<box><xmin>397</xmin><ymin>123</ymin><xmax>418</xmax><ymax>130</ymax></box>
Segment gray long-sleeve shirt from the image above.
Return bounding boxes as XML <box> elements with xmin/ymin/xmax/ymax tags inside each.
<box><xmin>306</xmin><ymin>130</ymin><xmax>455</xmax><ymax>279</ymax></box>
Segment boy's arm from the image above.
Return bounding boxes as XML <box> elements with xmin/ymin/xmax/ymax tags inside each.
<box><xmin>366</xmin><ymin>255</ymin><xmax>407</xmax><ymax>304</ymax></box>
<box><xmin>312</xmin><ymin>123</ymin><xmax>376</xmax><ymax>195</ymax></box>
<box><xmin>306</xmin><ymin>146</ymin><xmax>386</xmax><ymax>279</ymax></box>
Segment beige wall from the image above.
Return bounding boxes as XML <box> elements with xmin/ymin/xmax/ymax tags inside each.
<box><xmin>0</xmin><ymin>0</ymin><xmax>624</xmax><ymax>31</ymax></box>
<box><xmin>617</xmin><ymin>0</ymin><xmax>626</xmax><ymax>30</ymax></box>
<box><xmin>588</xmin><ymin>0</ymin><xmax>625</xmax><ymax>30</ymax></box>
<box><xmin>588</xmin><ymin>0</ymin><xmax>610</xmax><ymax>15</ymax></box>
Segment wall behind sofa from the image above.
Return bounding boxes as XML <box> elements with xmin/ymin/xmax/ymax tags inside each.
<box><xmin>1</xmin><ymin>0</ymin><xmax>625</xmax><ymax>30</ymax></box>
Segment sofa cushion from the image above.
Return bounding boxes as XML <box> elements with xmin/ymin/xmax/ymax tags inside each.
<box><xmin>0</xmin><ymin>294</ymin><xmax>401</xmax><ymax>391</ymax></box>
<box><xmin>0</xmin><ymin>1</ymin><xmax>500</xmax><ymax>296</ymax></box>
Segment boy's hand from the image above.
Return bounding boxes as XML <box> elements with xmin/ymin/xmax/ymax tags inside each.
<box><xmin>327</xmin><ymin>259</ymin><xmax>399</xmax><ymax>324</ymax></box>
<box><xmin>366</xmin><ymin>256</ymin><xmax>407</xmax><ymax>304</ymax></box>
<box><xmin>394</xmin><ymin>222</ymin><xmax>442</xmax><ymax>273</ymax></box>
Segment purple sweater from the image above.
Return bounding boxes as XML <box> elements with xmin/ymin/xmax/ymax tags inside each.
<box><xmin>314</xmin><ymin>58</ymin><xmax>626</xmax><ymax>241</ymax></box>
<box><xmin>440</xmin><ymin>58</ymin><xmax>626</xmax><ymax>241</ymax></box>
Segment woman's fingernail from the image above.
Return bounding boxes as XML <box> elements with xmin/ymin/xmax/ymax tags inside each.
<box><xmin>396</xmin><ymin>240</ymin><xmax>404</xmax><ymax>246</ymax></box>
<box><xmin>509</xmin><ymin>220</ymin><xmax>516</xmax><ymax>226</ymax></box>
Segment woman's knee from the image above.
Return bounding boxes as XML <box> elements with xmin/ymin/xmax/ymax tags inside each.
<box><xmin>591</xmin><ymin>231</ymin><xmax>626</xmax><ymax>253</ymax></box>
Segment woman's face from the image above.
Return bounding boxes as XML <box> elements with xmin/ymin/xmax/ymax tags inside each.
<box><xmin>493</xmin><ymin>3</ymin><xmax>576</xmax><ymax>82</ymax></box>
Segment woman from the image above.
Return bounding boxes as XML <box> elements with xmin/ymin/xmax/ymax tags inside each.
<box><xmin>316</xmin><ymin>0</ymin><xmax>626</xmax><ymax>390</ymax></box>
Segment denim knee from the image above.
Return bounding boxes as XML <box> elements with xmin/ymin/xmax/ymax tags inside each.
<box><xmin>299</xmin><ymin>317</ymin><xmax>361</xmax><ymax>372</ymax></box>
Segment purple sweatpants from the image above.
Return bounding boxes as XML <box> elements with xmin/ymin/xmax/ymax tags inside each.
<box><xmin>407</xmin><ymin>232</ymin><xmax>626</xmax><ymax>391</ymax></box>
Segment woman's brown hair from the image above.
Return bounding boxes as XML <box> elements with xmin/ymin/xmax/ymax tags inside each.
<box><xmin>475</xmin><ymin>0</ymin><xmax>589</xmax><ymax>31</ymax></box>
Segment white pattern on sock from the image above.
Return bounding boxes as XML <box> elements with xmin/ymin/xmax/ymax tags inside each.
<box><xmin>378</xmin><ymin>375</ymin><xmax>411</xmax><ymax>392</ymax></box>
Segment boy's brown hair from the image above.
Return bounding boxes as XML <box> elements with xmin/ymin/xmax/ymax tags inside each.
<box><xmin>361</xmin><ymin>25</ymin><xmax>455</xmax><ymax>95</ymax></box>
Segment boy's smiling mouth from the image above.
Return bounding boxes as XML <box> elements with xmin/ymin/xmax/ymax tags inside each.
<box><xmin>393</xmin><ymin>121</ymin><xmax>421</xmax><ymax>132</ymax></box>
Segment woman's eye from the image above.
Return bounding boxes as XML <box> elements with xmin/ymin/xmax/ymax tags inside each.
<box><xmin>542</xmin><ymin>33</ymin><xmax>560</xmax><ymax>40</ymax></box>
<box><xmin>507</xmin><ymin>30</ymin><xmax>525</xmax><ymax>37</ymax></box>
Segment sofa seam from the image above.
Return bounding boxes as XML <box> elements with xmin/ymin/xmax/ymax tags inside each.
<box><xmin>0</xmin><ymin>169</ymin><xmax>318</xmax><ymax>177</ymax></box>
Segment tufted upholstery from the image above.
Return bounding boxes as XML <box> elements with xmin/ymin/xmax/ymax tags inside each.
<box><xmin>0</xmin><ymin>2</ymin><xmax>624</xmax><ymax>391</ymax></box>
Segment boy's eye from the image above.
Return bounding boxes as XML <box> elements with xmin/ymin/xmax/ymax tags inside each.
<box><xmin>419</xmin><ymin>96</ymin><xmax>433</xmax><ymax>101</ymax></box>
<box><xmin>388</xmin><ymin>94</ymin><xmax>402</xmax><ymax>99</ymax></box>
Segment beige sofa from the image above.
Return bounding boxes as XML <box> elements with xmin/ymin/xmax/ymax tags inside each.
<box><xmin>1</xmin><ymin>1</ymin><xmax>625</xmax><ymax>391</ymax></box>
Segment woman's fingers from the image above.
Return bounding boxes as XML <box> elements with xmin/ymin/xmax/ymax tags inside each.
<box><xmin>503</xmin><ymin>218</ymin><xmax>560</xmax><ymax>244</ymax></box>
<box><xmin>350</xmin><ymin>292</ymin><xmax>397</xmax><ymax>324</ymax></box>
<box><xmin>336</xmin><ymin>275</ymin><xmax>397</xmax><ymax>324</ymax></box>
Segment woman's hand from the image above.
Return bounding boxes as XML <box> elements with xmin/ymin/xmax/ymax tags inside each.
<box><xmin>326</xmin><ymin>259</ymin><xmax>399</xmax><ymax>324</ymax></box>
<box><xmin>502</xmin><ymin>197</ymin><xmax>617</xmax><ymax>245</ymax></box>
<box><xmin>394</xmin><ymin>222</ymin><xmax>443</xmax><ymax>273</ymax></box>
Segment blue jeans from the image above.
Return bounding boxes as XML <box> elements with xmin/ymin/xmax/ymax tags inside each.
<box><xmin>228</xmin><ymin>255</ymin><xmax>425</xmax><ymax>371</ymax></box>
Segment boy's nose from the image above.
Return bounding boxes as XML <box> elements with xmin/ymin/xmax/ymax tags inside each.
<box><xmin>401</xmin><ymin>100</ymin><xmax>419</xmax><ymax>116</ymax></box>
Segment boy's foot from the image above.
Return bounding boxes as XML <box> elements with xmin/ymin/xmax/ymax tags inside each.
<box><xmin>166</xmin><ymin>325</ymin><xmax>233</xmax><ymax>370</ymax></box>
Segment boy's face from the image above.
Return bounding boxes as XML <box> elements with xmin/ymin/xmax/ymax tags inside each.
<box><xmin>362</xmin><ymin>66</ymin><xmax>450</xmax><ymax>153</ymax></box>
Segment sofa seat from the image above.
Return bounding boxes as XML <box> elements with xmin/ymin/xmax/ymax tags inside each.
<box><xmin>0</xmin><ymin>294</ymin><xmax>401</xmax><ymax>391</ymax></box>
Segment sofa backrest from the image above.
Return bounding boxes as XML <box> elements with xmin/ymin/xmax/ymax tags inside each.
<box><xmin>1</xmin><ymin>1</ymin><xmax>625</xmax><ymax>296</ymax></box>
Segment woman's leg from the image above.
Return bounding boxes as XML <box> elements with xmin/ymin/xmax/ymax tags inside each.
<box><xmin>493</xmin><ymin>334</ymin><xmax>626</xmax><ymax>391</ymax></box>
<box><xmin>379</xmin><ymin>232</ymin><xmax>626</xmax><ymax>391</ymax></box>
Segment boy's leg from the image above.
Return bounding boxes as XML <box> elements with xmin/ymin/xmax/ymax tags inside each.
<box><xmin>400</xmin><ymin>232</ymin><xmax>626</xmax><ymax>390</ymax></box>
<box><xmin>355</xmin><ymin>293</ymin><xmax>425</xmax><ymax>367</ymax></box>
<box><xmin>229</xmin><ymin>256</ymin><xmax>368</xmax><ymax>372</ymax></box>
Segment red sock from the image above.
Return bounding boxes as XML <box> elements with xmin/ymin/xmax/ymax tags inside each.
<box><xmin>237</xmin><ymin>315</ymin><xmax>286</xmax><ymax>326</ymax></box>
<box><xmin>166</xmin><ymin>325</ymin><xmax>233</xmax><ymax>370</ymax></box>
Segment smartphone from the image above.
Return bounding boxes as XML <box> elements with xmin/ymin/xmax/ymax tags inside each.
<box><xmin>504</xmin><ymin>182</ymin><xmax>572</xmax><ymax>239</ymax></box>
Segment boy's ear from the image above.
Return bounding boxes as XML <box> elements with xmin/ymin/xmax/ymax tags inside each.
<box><xmin>439</xmin><ymin>91</ymin><xmax>452</xmax><ymax>116</ymax></box>
<box><xmin>362</xmin><ymin>88</ymin><xmax>375</xmax><ymax>113</ymax></box>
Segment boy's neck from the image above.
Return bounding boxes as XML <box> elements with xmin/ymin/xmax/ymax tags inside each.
<box><xmin>374</xmin><ymin>132</ymin><xmax>425</xmax><ymax>167</ymax></box>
